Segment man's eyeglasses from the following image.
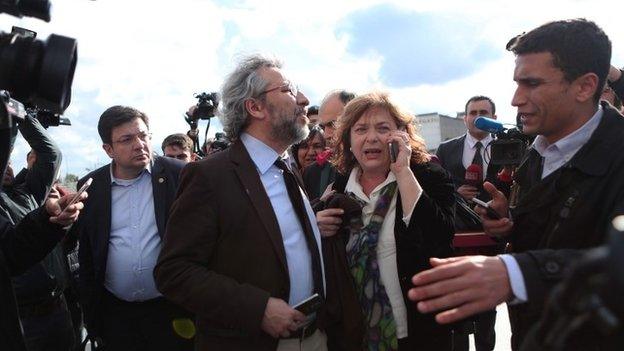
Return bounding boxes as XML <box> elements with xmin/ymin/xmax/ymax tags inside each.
<box><xmin>258</xmin><ymin>81</ymin><xmax>299</xmax><ymax>98</ymax></box>
<box><xmin>113</xmin><ymin>131</ymin><xmax>152</xmax><ymax>146</ymax></box>
<box><xmin>320</xmin><ymin>120</ymin><xmax>336</xmax><ymax>130</ymax></box>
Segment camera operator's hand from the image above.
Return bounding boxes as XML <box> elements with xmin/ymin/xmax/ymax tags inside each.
<box><xmin>316</xmin><ymin>208</ymin><xmax>343</xmax><ymax>238</ymax></box>
<box><xmin>261</xmin><ymin>297</ymin><xmax>306</xmax><ymax>338</ymax></box>
<box><xmin>475</xmin><ymin>181</ymin><xmax>513</xmax><ymax>238</ymax></box>
<box><xmin>186</xmin><ymin>105</ymin><xmax>198</xmax><ymax>119</ymax></box>
<box><xmin>45</xmin><ymin>185</ymin><xmax>87</xmax><ymax>226</ymax></box>
<box><xmin>457</xmin><ymin>185</ymin><xmax>479</xmax><ymax>201</ymax></box>
<box><xmin>608</xmin><ymin>64</ymin><xmax>622</xmax><ymax>83</ymax></box>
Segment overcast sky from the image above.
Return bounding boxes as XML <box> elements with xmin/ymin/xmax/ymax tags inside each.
<box><xmin>3</xmin><ymin>0</ymin><xmax>623</xmax><ymax>177</ymax></box>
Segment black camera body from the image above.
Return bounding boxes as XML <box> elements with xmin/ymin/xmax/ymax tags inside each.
<box><xmin>210</xmin><ymin>132</ymin><xmax>230</xmax><ymax>152</ymax></box>
<box><xmin>189</xmin><ymin>92</ymin><xmax>219</xmax><ymax>121</ymax></box>
<box><xmin>489</xmin><ymin>128</ymin><xmax>532</xmax><ymax>166</ymax></box>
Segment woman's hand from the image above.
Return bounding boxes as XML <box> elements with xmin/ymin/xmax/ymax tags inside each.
<box><xmin>316</xmin><ymin>208</ymin><xmax>344</xmax><ymax>238</ymax></box>
<box><xmin>387</xmin><ymin>130</ymin><xmax>412</xmax><ymax>176</ymax></box>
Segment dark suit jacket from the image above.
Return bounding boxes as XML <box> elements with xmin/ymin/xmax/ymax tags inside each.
<box><xmin>155</xmin><ymin>140</ymin><xmax>308</xmax><ymax>351</ymax></box>
<box><xmin>507</xmin><ymin>103</ymin><xmax>624</xmax><ymax>350</ymax></box>
<box><xmin>303</xmin><ymin>161</ymin><xmax>336</xmax><ymax>201</ymax></box>
<box><xmin>74</xmin><ymin>156</ymin><xmax>184</xmax><ymax>335</ymax></box>
<box><xmin>435</xmin><ymin>134</ymin><xmax>500</xmax><ymax>199</ymax></box>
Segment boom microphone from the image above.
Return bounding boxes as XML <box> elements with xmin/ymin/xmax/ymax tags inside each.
<box><xmin>474</xmin><ymin>117</ymin><xmax>505</xmax><ymax>134</ymax></box>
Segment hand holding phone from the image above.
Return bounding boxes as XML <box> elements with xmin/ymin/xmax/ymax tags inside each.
<box><xmin>472</xmin><ymin>197</ymin><xmax>502</xmax><ymax>220</ymax></box>
<box><xmin>293</xmin><ymin>293</ymin><xmax>322</xmax><ymax>316</ymax></box>
<box><xmin>62</xmin><ymin>178</ymin><xmax>92</xmax><ymax>214</ymax></box>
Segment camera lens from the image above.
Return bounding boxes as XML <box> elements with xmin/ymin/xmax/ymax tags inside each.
<box><xmin>0</xmin><ymin>32</ymin><xmax>77</xmax><ymax>114</ymax></box>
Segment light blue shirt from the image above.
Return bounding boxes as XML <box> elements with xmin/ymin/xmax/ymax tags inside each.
<box><xmin>500</xmin><ymin>106</ymin><xmax>603</xmax><ymax>304</ymax></box>
<box><xmin>104</xmin><ymin>164</ymin><xmax>162</xmax><ymax>301</ymax></box>
<box><xmin>240</xmin><ymin>133</ymin><xmax>325</xmax><ymax>306</ymax></box>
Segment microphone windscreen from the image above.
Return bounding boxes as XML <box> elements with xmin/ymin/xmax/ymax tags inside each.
<box><xmin>465</xmin><ymin>163</ymin><xmax>483</xmax><ymax>187</ymax></box>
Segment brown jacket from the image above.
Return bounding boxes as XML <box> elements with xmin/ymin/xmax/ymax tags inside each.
<box><xmin>155</xmin><ymin>140</ymin><xmax>299</xmax><ymax>351</ymax></box>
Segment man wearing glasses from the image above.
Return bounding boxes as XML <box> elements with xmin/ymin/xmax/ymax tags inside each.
<box><xmin>155</xmin><ymin>54</ymin><xmax>327</xmax><ymax>351</ymax></box>
<box><xmin>72</xmin><ymin>106</ymin><xmax>191</xmax><ymax>350</ymax></box>
<box><xmin>303</xmin><ymin>90</ymin><xmax>356</xmax><ymax>200</ymax></box>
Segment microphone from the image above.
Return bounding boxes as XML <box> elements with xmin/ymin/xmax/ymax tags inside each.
<box><xmin>497</xmin><ymin>167</ymin><xmax>513</xmax><ymax>184</ymax></box>
<box><xmin>465</xmin><ymin>163</ymin><xmax>483</xmax><ymax>187</ymax></box>
<box><xmin>474</xmin><ymin>116</ymin><xmax>505</xmax><ymax>133</ymax></box>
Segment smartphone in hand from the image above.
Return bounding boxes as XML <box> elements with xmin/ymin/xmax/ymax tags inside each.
<box><xmin>389</xmin><ymin>141</ymin><xmax>399</xmax><ymax>163</ymax></box>
<box><xmin>472</xmin><ymin>197</ymin><xmax>502</xmax><ymax>220</ymax></box>
<box><xmin>62</xmin><ymin>178</ymin><xmax>92</xmax><ymax>213</ymax></box>
<box><xmin>293</xmin><ymin>293</ymin><xmax>322</xmax><ymax>316</ymax></box>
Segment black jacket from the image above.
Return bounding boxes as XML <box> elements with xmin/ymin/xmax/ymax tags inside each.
<box><xmin>0</xmin><ymin>208</ymin><xmax>67</xmax><ymax>351</ymax></box>
<box><xmin>323</xmin><ymin>161</ymin><xmax>456</xmax><ymax>350</ymax></box>
<box><xmin>0</xmin><ymin>116</ymin><xmax>67</xmax><ymax>307</ymax></box>
<box><xmin>73</xmin><ymin>156</ymin><xmax>184</xmax><ymax>336</ymax></box>
<box><xmin>508</xmin><ymin>103</ymin><xmax>624</xmax><ymax>350</ymax></box>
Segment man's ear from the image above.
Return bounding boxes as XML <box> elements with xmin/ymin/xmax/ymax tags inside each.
<box><xmin>492</xmin><ymin>114</ymin><xmax>498</xmax><ymax>120</ymax></box>
<box><xmin>574</xmin><ymin>72</ymin><xmax>600</xmax><ymax>103</ymax></box>
<box><xmin>245</xmin><ymin>98</ymin><xmax>266</xmax><ymax>120</ymax></box>
<box><xmin>102</xmin><ymin>144</ymin><xmax>114</xmax><ymax>159</ymax></box>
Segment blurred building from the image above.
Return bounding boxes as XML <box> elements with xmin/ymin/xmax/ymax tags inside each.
<box><xmin>414</xmin><ymin>112</ymin><xmax>466</xmax><ymax>152</ymax></box>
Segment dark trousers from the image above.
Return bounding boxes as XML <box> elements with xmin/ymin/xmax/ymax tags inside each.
<box><xmin>98</xmin><ymin>290</ymin><xmax>193</xmax><ymax>351</ymax></box>
<box><xmin>452</xmin><ymin>309</ymin><xmax>497</xmax><ymax>351</ymax></box>
<box><xmin>21</xmin><ymin>296</ymin><xmax>75</xmax><ymax>351</ymax></box>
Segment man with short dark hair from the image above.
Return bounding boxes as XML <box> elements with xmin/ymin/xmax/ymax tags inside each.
<box><xmin>74</xmin><ymin>105</ymin><xmax>191</xmax><ymax>350</ymax></box>
<box><xmin>155</xmin><ymin>54</ymin><xmax>327</xmax><ymax>351</ymax></box>
<box><xmin>307</xmin><ymin>105</ymin><xmax>319</xmax><ymax>125</ymax></box>
<box><xmin>409</xmin><ymin>19</ymin><xmax>624</xmax><ymax>350</ymax></box>
<box><xmin>161</xmin><ymin>133</ymin><xmax>197</xmax><ymax>163</ymax></box>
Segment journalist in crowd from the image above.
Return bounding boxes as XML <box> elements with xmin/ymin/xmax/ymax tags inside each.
<box><xmin>0</xmin><ymin>114</ymin><xmax>81</xmax><ymax>351</ymax></box>
<box><xmin>1</xmin><ymin>184</ymin><xmax>87</xmax><ymax>351</ymax></box>
<box><xmin>316</xmin><ymin>92</ymin><xmax>455</xmax><ymax>350</ymax></box>
<box><xmin>408</xmin><ymin>18</ymin><xmax>624</xmax><ymax>350</ymax></box>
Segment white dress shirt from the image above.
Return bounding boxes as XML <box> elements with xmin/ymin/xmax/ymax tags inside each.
<box><xmin>240</xmin><ymin>133</ymin><xmax>325</xmax><ymax>306</ymax></box>
<box><xmin>462</xmin><ymin>133</ymin><xmax>494</xmax><ymax>176</ymax></box>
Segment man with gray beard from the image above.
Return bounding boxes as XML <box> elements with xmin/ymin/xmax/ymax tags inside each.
<box><xmin>155</xmin><ymin>54</ymin><xmax>327</xmax><ymax>351</ymax></box>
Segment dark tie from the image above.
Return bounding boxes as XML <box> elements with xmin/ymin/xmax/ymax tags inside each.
<box><xmin>274</xmin><ymin>159</ymin><xmax>323</xmax><ymax>298</ymax></box>
<box><xmin>472</xmin><ymin>141</ymin><xmax>484</xmax><ymax>181</ymax></box>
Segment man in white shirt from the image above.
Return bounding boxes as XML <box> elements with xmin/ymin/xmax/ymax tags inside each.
<box><xmin>408</xmin><ymin>19</ymin><xmax>624</xmax><ymax>350</ymax></box>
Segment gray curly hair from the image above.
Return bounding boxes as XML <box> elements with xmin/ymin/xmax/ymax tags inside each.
<box><xmin>218</xmin><ymin>54</ymin><xmax>282</xmax><ymax>140</ymax></box>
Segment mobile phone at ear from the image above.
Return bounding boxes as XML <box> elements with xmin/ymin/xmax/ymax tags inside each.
<box><xmin>472</xmin><ymin>197</ymin><xmax>501</xmax><ymax>220</ymax></box>
<box><xmin>389</xmin><ymin>141</ymin><xmax>399</xmax><ymax>163</ymax></box>
<box><xmin>62</xmin><ymin>178</ymin><xmax>92</xmax><ymax>212</ymax></box>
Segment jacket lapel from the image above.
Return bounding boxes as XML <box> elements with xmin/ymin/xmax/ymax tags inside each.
<box><xmin>151</xmin><ymin>158</ymin><xmax>167</xmax><ymax>238</ymax></box>
<box><xmin>229</xmin><ymin>141</ymin><xmax>289</xmax><ymax>276</ymax></box>
<box><xmin>92</xmin><ymin>167</ymin><xmax>112</xmax><ymax>274</ymax></box>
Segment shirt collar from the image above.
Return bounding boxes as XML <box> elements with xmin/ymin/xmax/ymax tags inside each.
<box><xmin>345</xmin><ymin>166</ymin><xmax>397</xmax><ymax>201</ymax></box>
<box><xmin>532</xmin><ymin>105</ymin><xmax>603</xmax><ymax>158</ymax></box>
<box><xmin>109</xmin><ymin>161</ymin><xmax>152</xmax><ymax>185</ymax></box>
<box><xmin>465</xmin><ymin>132</ymin><xmax>493</xmax><ymax>149</ymax></box>
<box><xmin>240</xmin><ymin>133</ymin><xmax>286</xmax><ymax>175</ymax></box>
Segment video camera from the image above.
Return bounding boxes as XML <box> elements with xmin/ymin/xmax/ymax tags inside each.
<box><xmin>184</xmin><ymin>92</ymin><xmax>221</xmax><ymax>157</ymax></box>
<box><xmin>1</xmin><ymin>0</ymin><xmax>77</xmax><ymax>180</ymax></box>
<box><xmin>474</xmin><ymin>116</ymin><xmax>533</xmax><ymax>166</ymax></box>
<box><xmin>209</xmin><ymin>132</ymin><xmax>230</xmax><ymax>153</ymax></box>
<box><xmin>186</xmin><ymin>92</ymin><xmax>219</xmax><ymax>122</ymax></box>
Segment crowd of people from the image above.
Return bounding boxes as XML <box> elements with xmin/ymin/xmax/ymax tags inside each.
<box><xmin>2</xmin><ymin>17</ymin><xmax>624</xmax><ymax>351</ymax></box>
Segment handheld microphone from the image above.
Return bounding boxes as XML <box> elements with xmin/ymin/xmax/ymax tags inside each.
<box><xmin>465</xmin><ymin>163</ymin><xmax>483</xmax><ymax>187</ymax></box>
<box><xmin>497</xmin><ymin>167</ymin><xmax>513</xmax><ymax>184</ymax></box>
<box><xmin>474</xmin><ymin>117</ymin><xmax>505</xmax><ymax>134</ymax></box>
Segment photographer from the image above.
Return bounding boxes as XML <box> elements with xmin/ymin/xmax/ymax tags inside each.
<box><xmin>0</xmin><ymin>114</ymin><xmax>78</xmax><ymax>351</ymax></box>
<box><xmin>1</xmin><ymin>185</ymin><xmax>87</xmax><ymax>351</ymax></box>
<box><xmin>162</xmin><ymin>133</ymin><xmax>197</xmax><ymax>163</ymax></box>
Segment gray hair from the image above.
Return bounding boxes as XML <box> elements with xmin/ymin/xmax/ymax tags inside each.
<box><xmin>218</xmin><ymin>54</ymin><xmax>282</xmax><ymax>140</ymax></box>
